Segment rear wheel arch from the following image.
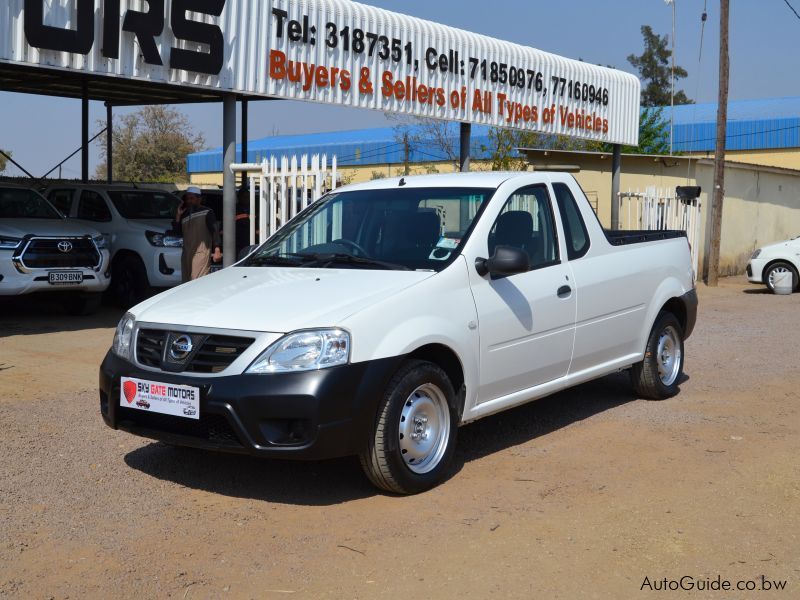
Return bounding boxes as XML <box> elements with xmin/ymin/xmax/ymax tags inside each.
<box><xmin>659</xmin><ymin>297</ymin><xmax>688</xmax><ymax>334</ymax></box>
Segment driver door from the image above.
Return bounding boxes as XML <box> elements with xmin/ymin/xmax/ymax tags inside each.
<box><xmin>469</xmin><ymin>184</ymin><xmax>576</xmax><ymax>403</ymax></box>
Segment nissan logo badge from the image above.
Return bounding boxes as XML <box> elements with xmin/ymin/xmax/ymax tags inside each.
<box><xmin>169</xmin><ymin>335</ymin><xmax>194</xmax><ymax>360</ymax></box>
<box><xmin>57</xmin><ymin>241</ymin><xmax>73</xmax><ymax>253</ymax></box>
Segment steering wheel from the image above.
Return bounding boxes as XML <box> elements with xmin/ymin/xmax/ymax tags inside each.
<box><xmin>332</xmin><ymin>238</ymin><xmax>370</xmax><ymax>257</ymax></box>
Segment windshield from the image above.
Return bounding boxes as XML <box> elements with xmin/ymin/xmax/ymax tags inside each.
<box><xmin>107</xmin><ymin>190</ymin><xmax>181</xmax><ymax>219</ymax></box>
<box><xmin>245</xmin><ymin>187</ymin><xmax>493</xmax><ymax>271</ymax></box>
<box><xmin>0</xmin><ymin>187</ymin><xmax>63</xmax><ymax>219</ymax></box>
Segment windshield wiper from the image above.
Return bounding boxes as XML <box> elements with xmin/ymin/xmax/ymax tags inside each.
<box><xmin>246</xmin><ymin>253</ymin><xmax>306</xmax><ymax>267</ymax></box>
<box><xmin>301</xmin><ymin>253</ymin><xmax>410</xmax><ymax>271</ymax></box>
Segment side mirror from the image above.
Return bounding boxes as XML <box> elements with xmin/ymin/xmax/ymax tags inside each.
<box><xmin>238</xmin><ymin>244</ymin><xmax>258</xmax><ymax>261</ymax></box>
<box><xmin>475</xmin><ymin>245</ymin><xmax>530</xmax><ymax>278</ymax></box>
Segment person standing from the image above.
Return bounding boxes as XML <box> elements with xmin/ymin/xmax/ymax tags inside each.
<box><xmin>173</xmin><ymin>187</ymin><xmax>222</xmax><ymax>282</ymax></box>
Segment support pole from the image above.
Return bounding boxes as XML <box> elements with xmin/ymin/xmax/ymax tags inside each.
<box><xmin>222</xmin><ymin>95</ymin><xmax>237</xmax><ymax>267</ymax></box>
<box><xmin>241</xmin><ymin>98</ymin><xmax>248</xmax><ymax>188</ymax></box>
<box><xmin>459</xmin><ymin>122</ymin><xmax>471</xmax><ymax>172</ymax></box>
<box><xmin>611</xmin><ymin>144</ymin><xmax>621</xmax><ymax>230</ymax></box>
<box><xmin>106</xmin><ymin>103</ymin><xmax>113</xmax><ymax>183</ymax></box>
<box><xmin>81</xmin><ymin>80</ymin><xmax>89</xmax><ymax>182</ymax></box>
<box><xmin>706</xmin><ymin>0</ymin><xmax>729</xmax><ymax>286</ymax></box>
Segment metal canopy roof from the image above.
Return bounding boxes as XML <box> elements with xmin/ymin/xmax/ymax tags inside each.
<box><xmin>0</xmin><ymin>62</ymin><xmax>268</xmax><ymax>106</ymax></box>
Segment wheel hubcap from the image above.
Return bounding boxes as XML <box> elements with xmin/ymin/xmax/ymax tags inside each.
<box><xmin>768</xmin><ymin>267</ymin><xmax>791</xmax><ymax>288</ymax></box>
<box><xmin>398</xmin><ymin>383</ymin><xmax>450</xmax><ymax>474</ymax></box>
<box><xmin>656</xmin><ymin>325</ymin><xmax>682</xmax><ymax>386</ymax></box>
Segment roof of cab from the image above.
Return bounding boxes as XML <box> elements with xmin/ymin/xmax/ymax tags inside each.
<box><xmin>339</xmin><ymin>171</ymin><xmax>550</xmax><ymax>192</ymax></box>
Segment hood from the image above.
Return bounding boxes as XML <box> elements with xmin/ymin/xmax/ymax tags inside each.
<box><xmin>123</xmin><ymin>218</ymin><xmax>175</xmax><ymax>233</ymax></box>
<box><xmin>0</xmin><ymin>218</ymin><xmax>101</xmax><ymax>238</ymax></box>
<box><xmin>761</xmin><ymin>237</ymin><xmax>800</xmax><ymax>253</ymax></box>
<box><xmin>133</xmin><ymin>266</ymin><xmax>435</xmax><ymax>333</ymax></box>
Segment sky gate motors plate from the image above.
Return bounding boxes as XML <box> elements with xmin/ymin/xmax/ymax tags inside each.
<box><xmin>120</xmin><ymin>377</ymin><xmax>200</xmax><ymax>420</ymax></box>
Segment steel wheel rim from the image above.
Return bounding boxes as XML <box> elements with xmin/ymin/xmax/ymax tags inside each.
<box><xmin>398</xmin><ymin>383</ymin><xmax>450</xmax><ymax>474</ymax></box>
<box><xmin>657</xmin><ymin>325</ymin><xmax>682</xmax><ymax>386</ymax></box>
<box><xmin>768</xmin><ymin>266</ymin><xmax>791</xmax><ymax>288</ymax></box>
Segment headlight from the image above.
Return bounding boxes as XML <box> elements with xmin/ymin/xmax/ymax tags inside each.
<box><xmin>112</xmin><ymin>313</ymin><xmax>136</xmax><ymax>360</ymax></box>
<box><xmin>751</xmin><ymin>249</ymin><xmax>762</xmax><ymax>260</ymax></box>
<box><xmin>92</xmin><ymin>234</ymin><xmax>108</xmax><ymax>250</ymax></box>
<box><xmin>146</xmin><ymin>230</ymin><xmax>183</xmax><ymax>248</ymax></box>
<box><xmin>246</xmin><ymin>329</ymin><xmax>350</xmax><ymax>374</ymax></box>
<box><xmin>0</xmin><ymin>237</ymin><xmax>21</xmax><ymax>250</ymax></box>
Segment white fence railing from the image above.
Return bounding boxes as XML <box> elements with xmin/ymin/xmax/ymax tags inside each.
<box><xmin>231</xmin><ymin>154</ymin><xmax>338</xmax><ymax>245</ymax></box>
<box><xmin>617</xmin><ymin>187</ymin><xmax>702</xmax><ymax>274</ymax></box>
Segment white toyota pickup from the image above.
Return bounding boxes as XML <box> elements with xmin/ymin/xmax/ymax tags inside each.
<box><xmin>1</xmin><ymin>184</ymin><xmax>110</xmax><ymax>314</ymax></box>
<box><xmin>100</xmin><ymin>172</ymin><xmax>698</xmax><ymax>493</ymax></box>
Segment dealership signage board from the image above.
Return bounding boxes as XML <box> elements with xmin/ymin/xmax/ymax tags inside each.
<box><xmin>2</xmin><ymin>0</ymin><xmax>640</xmax><ymax>145</ymax></box>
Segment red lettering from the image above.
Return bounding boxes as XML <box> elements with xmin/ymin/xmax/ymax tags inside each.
<box><xmin>269</xmin><ymin>49</ymin><xmax>286</xmax><ymax>80</ymax></box>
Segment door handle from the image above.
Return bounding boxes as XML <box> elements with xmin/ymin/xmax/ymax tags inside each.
<box><xmin>557</xmin><ymin>285</ymin><xmax>572</xmax><ymax>298</ymax></box>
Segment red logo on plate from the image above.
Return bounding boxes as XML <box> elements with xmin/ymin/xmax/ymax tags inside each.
<box><xmin>123</xmin><ymin>380</ymin><xmax>137</xmax><ymax>404</ymax></box>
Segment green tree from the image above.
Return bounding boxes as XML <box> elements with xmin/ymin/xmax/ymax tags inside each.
<box><xmin>628</xmin><ymin>25</ymin><xmax>692</xmax><ymax>107</ymax></box>
<box><xmin>95</xmin><ymin>106</ymin><xmax>205</xmax><ymax>183</ymax></box>
<box><xmin>0</xmin><ymin>149</ymin><xmax>10</xmax><ymax>174</ymax></box>
<box><xmin>597</xmin><ymin>107</ymin><xmax>670</xmax><ymax>155</ymax></box>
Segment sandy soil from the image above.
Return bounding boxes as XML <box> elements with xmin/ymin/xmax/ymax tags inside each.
<box><xmin>0</xmin><ymin>279</ymin><xmax>798</xmax><ymax>599</ymax></box>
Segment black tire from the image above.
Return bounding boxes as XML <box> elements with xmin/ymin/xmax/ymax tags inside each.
<box><xmin>110</xmin><ymin>254</ymin><xmax>150</xmax><ymax>309</ymax></box>
<box><xmin>62</xmin><ymin>293</ymin><xmax>102</xmax><ymax>316</ymax></box>
<box><xmin>359</xmin><ymin>360</ymin><xmax>458</xmax><ymax>495</ymax></box>
<box><xmin>630</xmin><ymin>311</ymin><xmax>685</xmax><ymax>400</ymax></box>
<box><xmin>764</xmin><ymin>261</ymin><xmax>799</xmax><ymax>294</ymax></box>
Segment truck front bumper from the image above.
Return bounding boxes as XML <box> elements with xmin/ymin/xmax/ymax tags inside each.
<box><xmin>99</xmin><ymin>351</ymin><xmax>403</xmax><ymax>460</ymax></box>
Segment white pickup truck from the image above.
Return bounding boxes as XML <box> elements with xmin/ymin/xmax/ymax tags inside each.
<box><xmin>100</xmin><ymin>172</ymin><xmax>697</xmax><ymax>494</ymax></box>
<box><xmin>45</xmin><ymin>185</ymin><xmax>183</xmax><ymax>307</ymax></box>
<box><xmin>1</xmin><ymin>184</ymin><xmax>110</xmax><ymax>314</ymax></box>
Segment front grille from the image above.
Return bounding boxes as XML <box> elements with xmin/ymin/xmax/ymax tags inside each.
<box><xmin>20</xmin><ymin>237</ymin><xmax>100</xmax><ymax>269</ymax></box>
<box><xmin>136</xmin><ymin>329</ymin><xmax>165</xmax><ymax>368</ymax></box>
<box><xmin>188</xmin><ymin>335</ymin><xmax>254</xmax><ymax>373</ymax></box>
<box><xmin>118</xmin><ymin>408</ymin><xmax>242</xmax><ymax>447</ymax></box>
<box><xmin>136</xmin><ymin>329</ymin><xmax>254</xmax><ymax>373</ymax></box>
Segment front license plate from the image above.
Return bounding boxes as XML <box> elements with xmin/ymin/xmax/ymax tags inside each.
<box><xmin>49</xmin><ymin>271</ymin><xmax>83</xmax><ymax>285</ymax></box>
<box><xmin>120</xmin><ymin>376</ymin><xmax>200</xmax><ymax>420</ymax></box>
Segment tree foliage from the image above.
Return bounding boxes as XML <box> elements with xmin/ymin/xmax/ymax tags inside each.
<box><xmin>96</xmin><ymin>106</ymin><xmax>205</xmax><ymax>182</ymax></box>
<box><xmin>0</xmin><ymin>149</ymin><xmax>9</xmax><ymax>174</ymax></box>
<box><xmin>627</xmin><ymin>25</ymin><xmax>692</xmax><ymax>107</ymax></box>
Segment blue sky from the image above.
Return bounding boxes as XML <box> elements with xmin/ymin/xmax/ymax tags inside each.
<box><xmin>2</xmin><ymin>0</ymin><xmax>800</xmax><ymax>177</ymax></box>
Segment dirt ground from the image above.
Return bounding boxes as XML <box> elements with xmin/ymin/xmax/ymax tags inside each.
<box><xmin>0</xmin><ymin>278</ymin><xmax>798</xmax><ymax>599</ymax></box>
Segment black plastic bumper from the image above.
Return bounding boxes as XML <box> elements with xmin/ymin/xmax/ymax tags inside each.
<box><xmin>681</xmin><ymin>288</ymin><xmax>699</xmax><ymax>340</ymax></box>
<box><xmin>99</xmin><ymin>352</ymin><xmax>403</xmax><ymax>460</ymax></box>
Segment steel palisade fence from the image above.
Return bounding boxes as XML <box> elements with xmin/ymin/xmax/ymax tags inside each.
<box><xmin>617</xmin><ymin>187</ymin><xmax>702</xmax><ymax>275</ymax></box>
<box><xmin>231</xmin><ymin>154</ymin><xmax>338</xmax><ymax>246</ymax></box>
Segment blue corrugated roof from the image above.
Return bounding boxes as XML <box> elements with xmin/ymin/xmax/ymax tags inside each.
<box><xmin>187</xmin><ymin>124</ymin><xmax>495</xmax><ymax>173</ymax></box>
<box><xmin>187</xmin><ymin>97</ymin><xmax>800</xmax><ymax>172</ymax></box>
<box><xmin>669</xmin><ymin>96</ymin><xmax>800</xmax><ymax>152</ymax></box>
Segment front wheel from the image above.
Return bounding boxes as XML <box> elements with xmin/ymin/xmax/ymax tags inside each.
<box><xmin>359</xmin><ymin>360</ymin><xmax>457</xmax><ymax>494</ymax></box>
<box><xmin>630</xmin><ymin>311</ymin><xmax>685</xmax><ymax>400</ymax></box>
<box><xmin>764</xmin><ymin>262</ymin><xmax>799</xmax><ymax>294</ymax></box>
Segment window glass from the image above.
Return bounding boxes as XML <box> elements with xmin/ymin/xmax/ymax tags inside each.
<box><xmin>553</xmin><ymin>183</ymin><xmax>590</xmax><ymax>260</ymax></box>
<box><xmin>48</xmin><ymin>189</ymin><xmax>74</xmax><ymax>216</ymax></box>
<box><xmin>488</xmin><ymin>185</ymin><xmax>559</xmax><ymax>269</ymax></box>
<box><xmin>107</xmin><ymin>191</ymin><xmax>180</xmax><ymax>219</ymax></box>
<box><xmin>246</xmin><ymin>187</ymin><xmax>491</xmax><ymax>272</ymax></box>
<box><xmin>78</xmin><ymin>190</ymin><xmax>112</xmax><ymax>222</ymax></box>
<box><xmin>0</xmin><ymin>187</ymin><xmax>62</xmax><ymax>219</ymax></box>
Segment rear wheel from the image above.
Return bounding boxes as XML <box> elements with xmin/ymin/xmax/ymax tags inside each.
<box><xmin>110</xmin><ymin>255</ymin><xmax>150</xmax><ymax>309</ymax></box>
<box><xmin>764</xmin><ymin>262</ymin><xmax>798</xmax><ymax>294</ymax></box>
<box><xmin>359</xmin><ymin>360</ymin><xmax>457</xmax><ymax>494</ymax></box>
<box><xmin>630</xmin><ymin>311</ymin><xmax>685</xmax><ymax>400</ymax></box>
